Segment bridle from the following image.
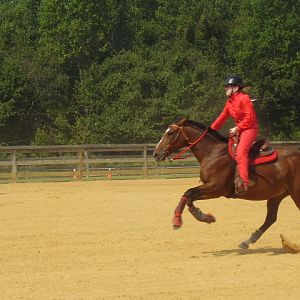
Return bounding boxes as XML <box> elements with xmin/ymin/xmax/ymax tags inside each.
<box><xmin>166</xmin><ymin>124</ymin><xmax>208</xmax><ymax>160</ymax></box>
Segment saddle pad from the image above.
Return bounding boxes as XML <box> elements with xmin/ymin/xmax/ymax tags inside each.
<box><xmin>228</xmin><ymin>138</ymin><xmax>278</xmax><ymax>166</ymax></box>
<box><xmin>249</xmin><ymin>151</ymin><xmax>278</xmax><ymax>166</ymax></box>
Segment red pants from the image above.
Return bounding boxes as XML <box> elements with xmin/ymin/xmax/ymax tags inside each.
<box><xmin>236</xmin><ymin>128</ymin><xmax>257</xmax><ymax>185</ymax></box>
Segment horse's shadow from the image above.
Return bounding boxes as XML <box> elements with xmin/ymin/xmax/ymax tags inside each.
<box><xmin>199</xmin><ymin>247</ymin><xmax>288</xmax><ymax>257</ymax></box>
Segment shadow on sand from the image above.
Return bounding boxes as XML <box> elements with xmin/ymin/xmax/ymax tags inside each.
<box><xmin>201</xmin><ymin>247</ymin><xmax>288</xmax><ymax>256</ymax></box>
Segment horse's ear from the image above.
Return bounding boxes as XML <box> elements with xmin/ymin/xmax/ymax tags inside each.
<box><xmin>176</xmin><ymin>118</ymin><xmax>187</xmax><ymax>126</ymax></box>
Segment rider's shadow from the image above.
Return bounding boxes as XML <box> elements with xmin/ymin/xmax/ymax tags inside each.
<box><xmin>198</xmin><ymin>247</ymin><xmax>288</xmax><ymax>256</ymax></box>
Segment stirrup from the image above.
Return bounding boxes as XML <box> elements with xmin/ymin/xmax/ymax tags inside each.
<box><xmin>234</xmin><ymin>176</ymin><xmax>248</xmax><ymax>195</ymax></box>
<box><xmin>248</xmin><ymin>179</ymin><xmax>255</xmax><ymax>187</ymax></box>
<box><xmin>235</xmin><ymin>184</ymin><xmax>248</xmax><ymax>195</ymax></box>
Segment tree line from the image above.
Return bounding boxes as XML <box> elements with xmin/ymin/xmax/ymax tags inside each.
<box><xmin>0</xmin><ymin>0</ymin><xmax>299</xmax><ymax>145</ymax></box>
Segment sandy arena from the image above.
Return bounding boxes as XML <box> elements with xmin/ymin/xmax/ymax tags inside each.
<box><xmin>1</xmin><ymin>178</ymin><xmax>300</xmax><ymax>299</ymax></box>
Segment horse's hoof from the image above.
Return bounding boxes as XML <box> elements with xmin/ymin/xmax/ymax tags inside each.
<box><xmin>205</xmin><ymin>213</ymin><xmax>216</xmax><ymax>224</ymax></box>
<box><xmin>239</xmin><ymin>241</ymin><xmax>249</xmax><ymax>249</ymax></box>
<box><xmin>172</xmin><ymin>216</ymin><xmax>182</xmax><ymax>229</ymax></box>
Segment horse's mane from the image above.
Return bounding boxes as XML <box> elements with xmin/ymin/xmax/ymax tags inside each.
<box><xmin>185</xmin><ymin>120</ymin><xmax>228</xmax><ymax>143</ymax></box>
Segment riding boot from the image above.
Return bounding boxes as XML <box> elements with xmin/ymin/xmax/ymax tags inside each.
<box><xmin>248</xmin><ymin>179</ymin><xmax>255</xmax><ymax>187</ymax></box>
<box><xmin>234</xmin><ymin>175</ymin><xmax>248</xmax><ymax>195</ymax></box>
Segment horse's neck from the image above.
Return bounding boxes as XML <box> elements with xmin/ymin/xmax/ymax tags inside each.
<box><xmin>189</xmin><ymin>129</ymin><xmax>225</xmax><ymax>163</ymax></box>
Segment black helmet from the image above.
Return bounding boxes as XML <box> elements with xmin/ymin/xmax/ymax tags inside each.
<box><xmin>224</xmin><ymin>75</ymin><xmax>244</xmax><ymax>87</ymax></box>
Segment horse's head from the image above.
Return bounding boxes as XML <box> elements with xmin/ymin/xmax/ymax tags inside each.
<box><xmin>153</xmin><ymin>118</ymin><xmax>188</xmax><ymax>162</ymax></box>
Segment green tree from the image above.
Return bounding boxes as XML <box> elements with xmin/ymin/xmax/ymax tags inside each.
<box><xmin>0</xmin><ymin>0</ymin><xmax>299</xmax><ymax>145</ymax></box>
<box><xmin>227</xmin><ymin>0</ymin><xmax>300</xmax><ymax>138</ymax></box>
<box><xmin>0</xmin><ymin>0</ymin><xmax>40</xmax><ymax>51</ymax></box>
<box><xmin>73</xmin><ymin>44</ymin><xmax>222</xmax><ymax>143</ymax></box>
<box><xmin>38</xmin><ymin>0</ymin><xmax>134</xmax><ymax>74</ymax></box>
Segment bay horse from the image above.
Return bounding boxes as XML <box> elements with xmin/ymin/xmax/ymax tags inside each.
<box><xmin>153</xmin><ymin>118</ymin><xmax>300</xmax><ymax>249</ymax></box>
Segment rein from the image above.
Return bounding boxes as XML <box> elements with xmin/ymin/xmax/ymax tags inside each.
<box><xmin>171</xmin><ymin>127</ymin><xmax>208</xmax><ymax>160</ymax></box>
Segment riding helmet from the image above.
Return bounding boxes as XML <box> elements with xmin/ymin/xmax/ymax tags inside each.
<box><xmin>224</xmin><ymin>76</ymin><xmax>244</xmax><ymax>87</ymax></box>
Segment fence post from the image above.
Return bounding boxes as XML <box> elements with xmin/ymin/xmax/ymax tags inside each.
<box><xmin>78</xmin><ymin>149</ymin><xmax>84</xmax><ymax>179</ymax></box>
<box><xmin>84</xmin><ymin>150</ymin><xmax>89</xmax><ymax>178</ymax></box>
<box><xmin>11</xmin><ymin>150</ymin><xmax>17</xmax><ymax>182</ymax></box>
<box><xmin>143</xmin><ymin>146</ymin><xmax>148</xmax><ymax>179</ymax></box>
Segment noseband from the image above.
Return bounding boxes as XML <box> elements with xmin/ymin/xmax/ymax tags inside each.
<box><xmin>166</xmin><ymin>125</ymin><xmax>208</xmax><ymax>160</ymax></box>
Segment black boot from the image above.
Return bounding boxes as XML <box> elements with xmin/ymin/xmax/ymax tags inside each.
<box><xmin>234</xmin><ymin>176</ymin><xmax>248</xmax><ymax>195</ymax></box>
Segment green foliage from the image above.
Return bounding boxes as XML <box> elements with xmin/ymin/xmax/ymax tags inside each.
<box><xmin>0</xmin><ymin>0</ymin><xmax>40</xmax><ymax>51</ymax></box>
<box><xmin>0</xmin><ymin>0</ymin><xmax>299</xmax><ymax>145</ymax></box>
<box><xmin>72</xmin><ymin>45</ymin><xmax>223</xmax><ymax>143</ymax></box>
<box><xmin>0</xmin><ymin>52</ymin><xmax>32</xmax><ymax>143</ymax></box>
<box><xmin>227</xmin><ymin>0</ymin><xmax>300</xmax><ymax>137</ymax></box>
<box><xmin>38</xmin><ymin>0</ymin><xmax>134</xmax><ymax>69</ymax></box>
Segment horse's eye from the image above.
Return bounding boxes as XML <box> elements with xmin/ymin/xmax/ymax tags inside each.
<box><xmin>166</xmin><ymin>126</ymin><xmax>178</xmax><ymax>136</ymax></box>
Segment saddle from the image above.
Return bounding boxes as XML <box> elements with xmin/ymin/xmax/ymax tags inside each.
<box><xmin>228</xmin><ymin>136</ymin><xmax>278</xmax><ymax>195</ymax></box>
<box><xmin>229</xmin><ymin>136</ymin><xmax>278</xmax><ymax>166</ymax></box>
<box><xmin>249</xmin><ymin>139</ymin><xmax>275</xmax><ymax>159</ymax></box>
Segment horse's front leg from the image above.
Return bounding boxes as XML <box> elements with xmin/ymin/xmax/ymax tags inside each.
<box><xmin>172</xmin><ymin>195</ymin><xmax>188</xmax><ymax>229</ymax></box>
<box><xmin>172</xmin><ymin>184</ymin><xmax>218</xmax><ymax>229</ymax></box>
<box><xmin>186</xmin><ymin>185</ymin><xmax>217</xmax><ymax>224</ymax></box>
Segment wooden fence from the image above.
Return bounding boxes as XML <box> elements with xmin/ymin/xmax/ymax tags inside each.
<box><xmin>0</xmin><ymin>141</ymin><xmax>299</xmax><ymax>183</ymax></box>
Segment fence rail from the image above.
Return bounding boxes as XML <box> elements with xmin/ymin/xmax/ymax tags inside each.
<box><xmin>0</xmin><ymin>142</ymin><xmax>299</xmax><ymax>183</ymax></box>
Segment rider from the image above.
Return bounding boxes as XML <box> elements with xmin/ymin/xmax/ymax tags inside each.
<box><xmin>210</xmin><ymin>75</ymin><xmax>259</xmax><ymax>194</ymax></box>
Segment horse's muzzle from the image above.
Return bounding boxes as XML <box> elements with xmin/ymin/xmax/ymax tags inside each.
<box><xmin>153</xmin><ymin>151</ymin><xmax>167</xmax><ymax>162</ymax></box>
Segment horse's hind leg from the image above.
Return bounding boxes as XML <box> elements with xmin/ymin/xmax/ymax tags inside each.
<box><xmin>239</xmin><ymin>191</ymin><xmax>288</xmax><ymax>249</ymax></box>
<box><xmin>290</xmin><ymin>193</ymin><xmax>300</xmax><ymax>210</ymax></box>
<box><xmin>287</xmin><ymin>152</ymin><xmax>300</xmax><ymax>210</ymax></box>
<box><xmin>287</xmin><ymin>179</ymin><xmax>300</xmax><ymax>210</ymax></box>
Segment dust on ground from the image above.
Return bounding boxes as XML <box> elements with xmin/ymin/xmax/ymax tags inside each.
<box><xmin>0</xmin><ymin>178</ymin><xmax>300</xmax><ymax>299</ymax></box>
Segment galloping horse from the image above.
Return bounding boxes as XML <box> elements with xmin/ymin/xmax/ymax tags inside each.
<box><xmin>153</xmin><ymin>118</ymin><xmax>300</xmax><ymax>248</ymax></box>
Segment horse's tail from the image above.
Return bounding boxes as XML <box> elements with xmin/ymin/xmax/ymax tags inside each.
<box><xmin>280</xmin><ymin>234</ymin><xmax>300</xmax><ymax>254</ymax></box>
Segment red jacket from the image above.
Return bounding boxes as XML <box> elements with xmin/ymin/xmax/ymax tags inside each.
<box><xmin>210</xmin><ymin>92</ymin><xmax>258</xmax><ymax>134</ymax></box>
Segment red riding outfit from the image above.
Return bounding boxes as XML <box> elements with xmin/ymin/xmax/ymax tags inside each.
<box><xmin>210</xmin><ymin>92</ymin><xmax>259</xmax><ymax>186</ymax></box>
